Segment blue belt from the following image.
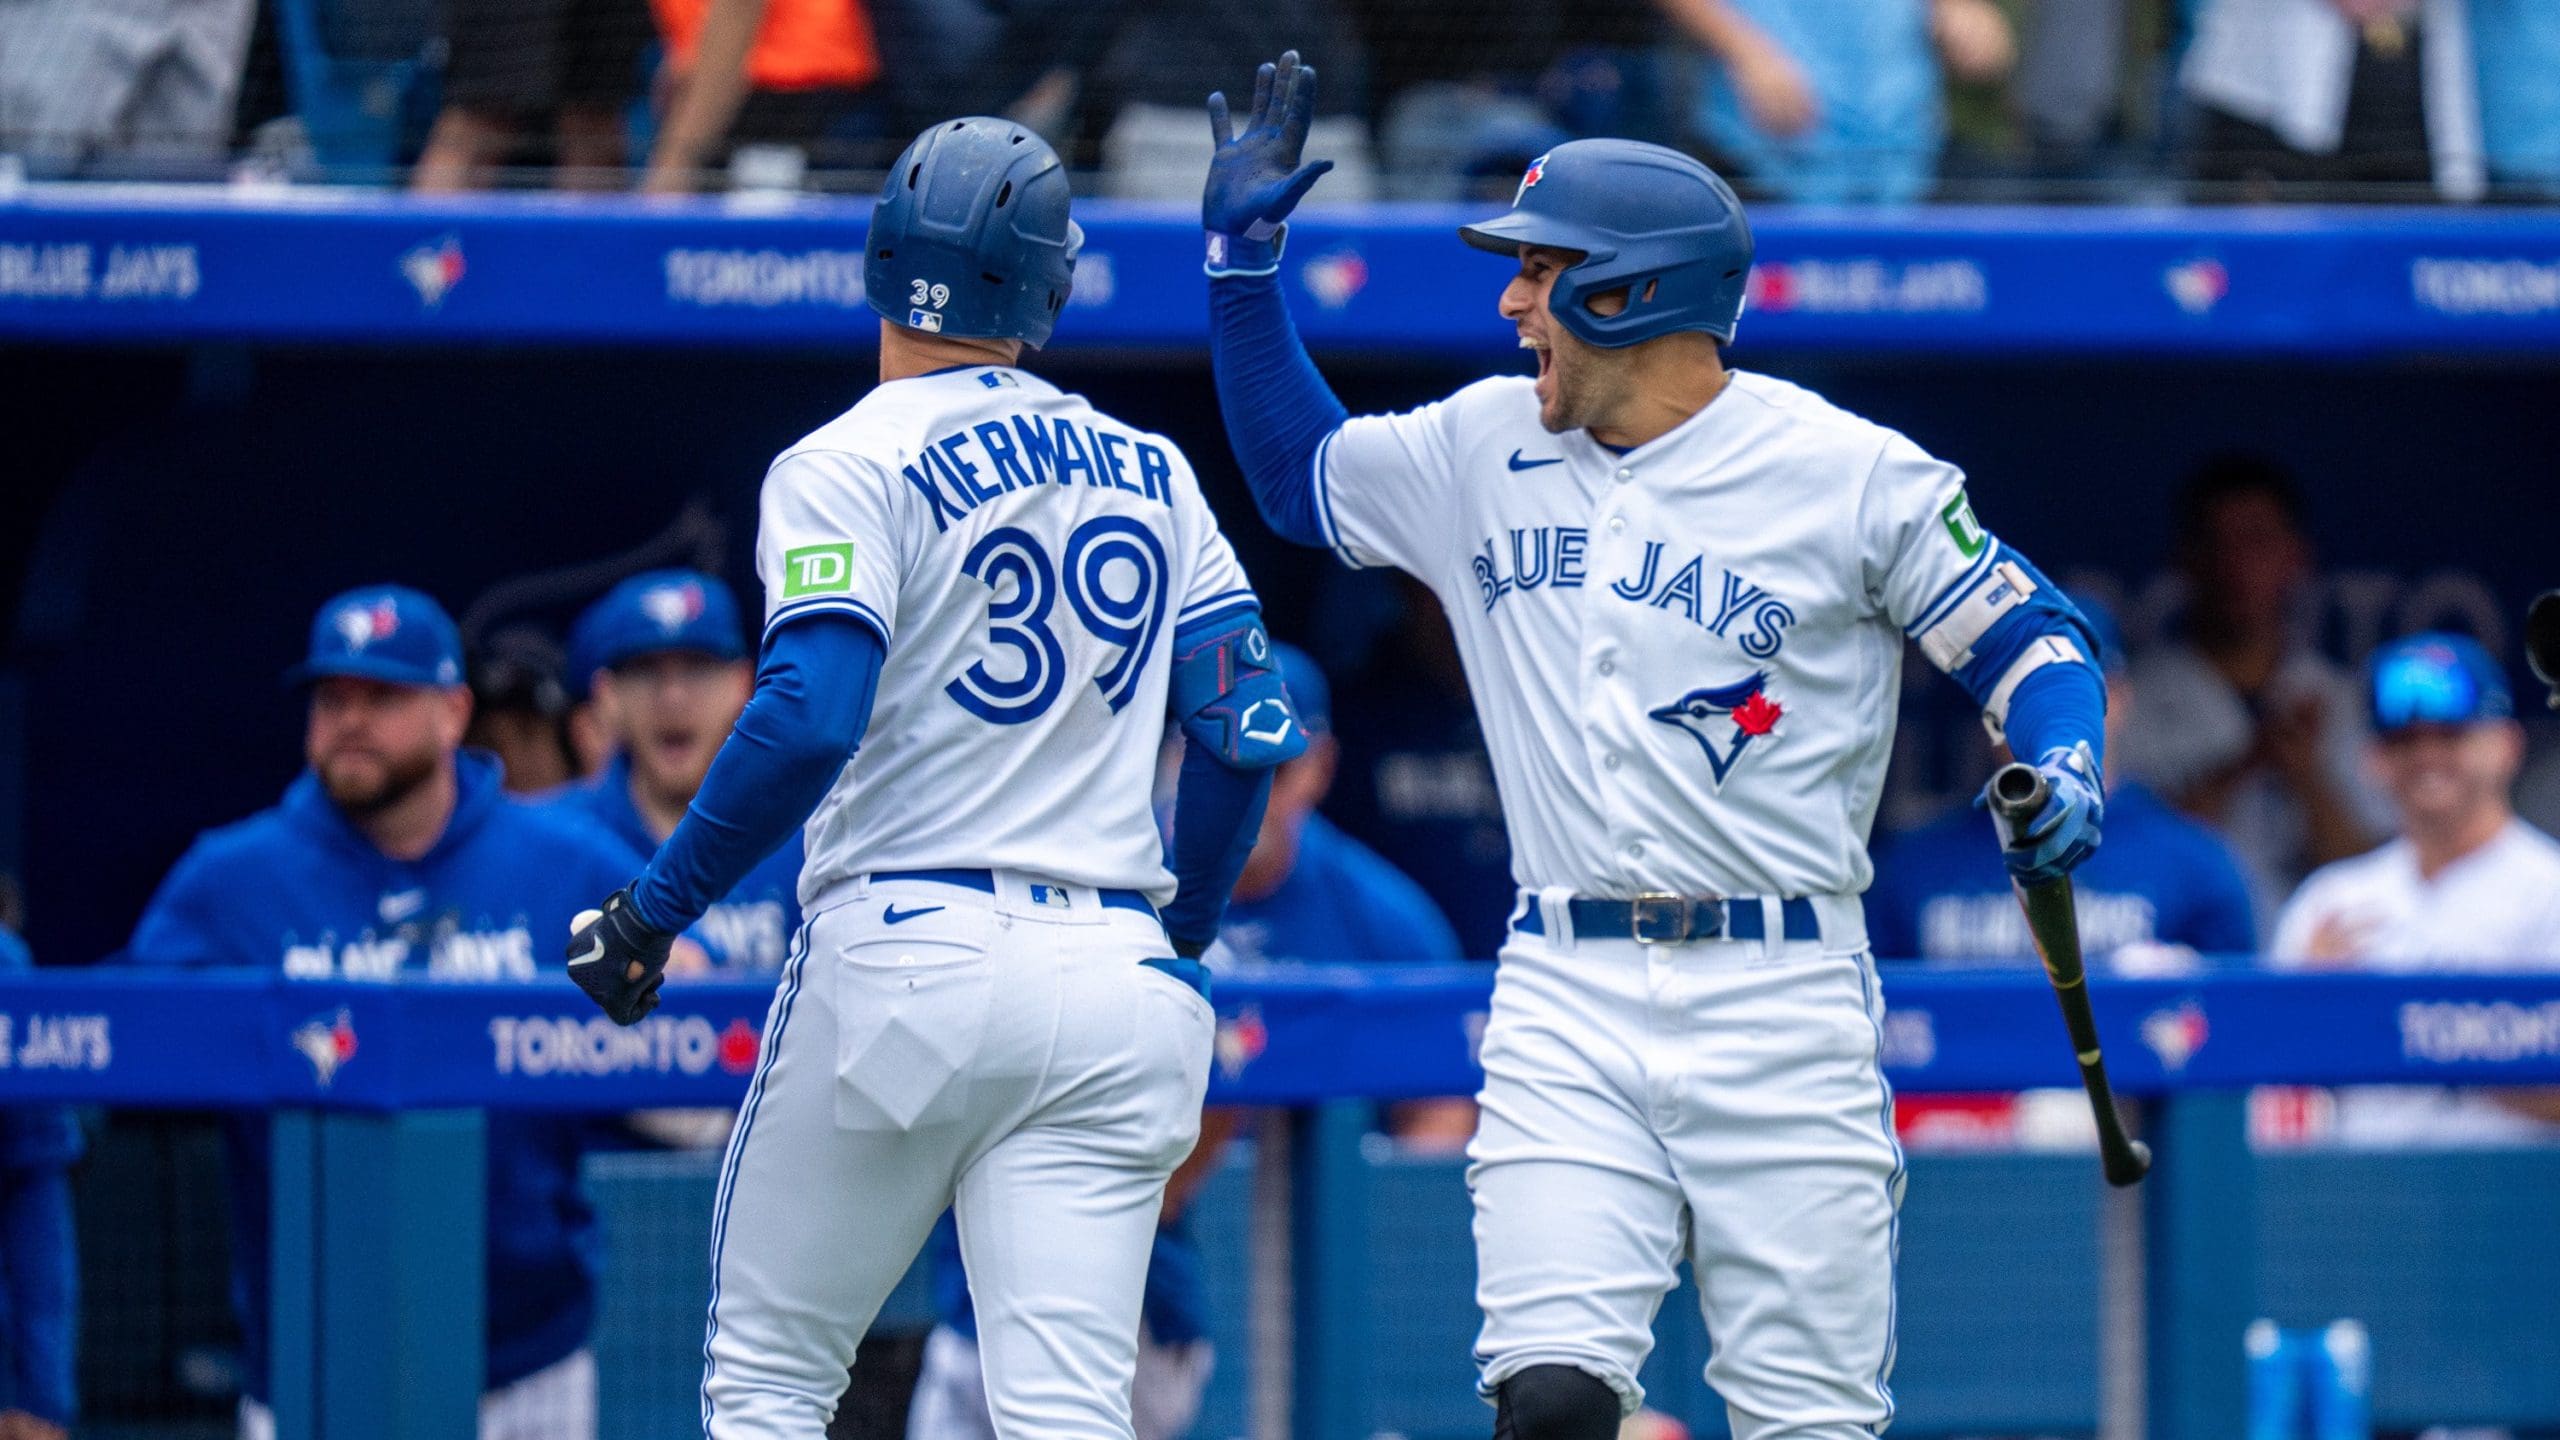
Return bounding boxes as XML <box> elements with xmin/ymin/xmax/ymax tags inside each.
<box><xmin>1517</xmin><ymin>893</ymin><xmax>1820</xmax><ymax>945</ymax></box>
<box><xmin>872</xmin><ymin>868</ymin><xmax>1159</xmax><ymax>919</ymax></box>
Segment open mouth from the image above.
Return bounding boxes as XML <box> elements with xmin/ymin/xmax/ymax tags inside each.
<box><xmin>1521</xmin><ymin>333</ymin><xmax>1553</xmax><ymax>400</ymax></box>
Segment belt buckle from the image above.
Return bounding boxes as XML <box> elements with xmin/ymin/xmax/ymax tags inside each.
<box><xmin>1629</xmin><ymin>892</ymin><xmax>1693</xmax><ymax>945</ymax></box>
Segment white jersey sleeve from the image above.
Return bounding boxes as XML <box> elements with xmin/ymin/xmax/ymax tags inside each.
<box><xmin>1314</xmin><ymin>393</ymin><xmax>1466</xmax><ymax>575</ymax></box>
<box><xmin>1859</xmin><ymin>432</ymin><xmax>2081</xmax><ymax>732</ymax></box>
<box><xmin>1859</xmin><ymin>433</ymin><xmax>1994</xmax><ymax>638</ymax></box>
<box><xmin>754</xmin><ymin>448</ymin><xmax>910</xmax><ymax>646</ymax></box>
<box><xmin>1172</xmin><ymin>473</ymin><xmax>1257</xmax><ymax>630</ymax></box>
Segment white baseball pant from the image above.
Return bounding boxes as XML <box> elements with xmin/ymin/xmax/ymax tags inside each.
<box><xmin>700</xmin><ymin>872</ymin><xmax>1212</xmax><ymax>1439</ymax></box>
<box><xmin>1469</xmin><ymin>897</ymin><xmax>1905</xmax><ymax>1440</ymax></box>
<box><xmin>906</xmin><ymin>1322</ymin><xmax>1215</xmax><ymax>1440</ymax></box>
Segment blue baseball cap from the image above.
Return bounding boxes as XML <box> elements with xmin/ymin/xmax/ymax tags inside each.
<box><xmin>287</xmin><ymin>585</ymin><xmax>465</xmax><ymax>689</ymax></box>
<box><xmin>1268</xmin><ymin>642</ymin><xmax>1330</xmax><ymax>735</ymax></box>
<box><xmin>575</xmin><ymin>570</ymin><xmax>747</xmax><ymax>677</ymax></box>
<box><xmin>2369</xmin><ymin>632</ymin><xmax>2512</xmax><ymax>733</ymax></box>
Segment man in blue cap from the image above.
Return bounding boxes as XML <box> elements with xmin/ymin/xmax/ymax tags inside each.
<box><xmin>558</xmin><ymin>570</ymin><xmax>802</xmax><ymax>972</ymax></box>
<box><xmin>2269</xmin><ymin>632</ymin><xmax>2560</xmax><ymax>1145</ymax></box>
<box><xmin>122</xmin><ymin>584</ymin><xmax>641</xmax><ymax>1440</ymax></box>
<box><xmin>1867</xmin><ymin>594</ymin><xmax>2259</xmax><ymax>968</ymax></box>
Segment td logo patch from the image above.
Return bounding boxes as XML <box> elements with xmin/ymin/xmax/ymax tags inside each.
<box><xmin>1650</xmin><ymin>673</ymin><xmax>1785</xmax><ymax>789</ymax></box>
<box><xmin>782</xmin><ymin>543</ymin><xmax>855</xmax><ymax>598</ymax></box>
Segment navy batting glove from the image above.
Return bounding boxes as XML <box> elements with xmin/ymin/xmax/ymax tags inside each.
<box><xmin>567</xmin><ymin>888</ymin><xmax>675</xmax><ymax>1026</ymax></box>
<box><xmin>1204</xmin><ymin>49</ymin><xmax>1334</xmax><ymax>274</ymax></box>
<box><xmin>1989</xmin><ymin>745</ymin><xmax>2105</xmax><ymax>887</ymax></box>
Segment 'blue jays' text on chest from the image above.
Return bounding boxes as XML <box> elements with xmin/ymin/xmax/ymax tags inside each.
<box><xmin>1475</xmin><ymin>528</ymin><xmax>1798</xmax><ymax>658</ymax></box>
<box><xmin>903</xmin><ymin>415</ymin><xmax>1176</xmax><ymax>533</ymax></box>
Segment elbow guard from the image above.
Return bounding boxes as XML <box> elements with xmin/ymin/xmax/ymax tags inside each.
<box><xmin>1169</xmin><ymin>607</ymin><xmax>1309</xmax><ymax>770</ymax></box>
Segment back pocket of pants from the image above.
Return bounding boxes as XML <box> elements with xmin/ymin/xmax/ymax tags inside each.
<box><xmin>828</xmin><ymin>906</ymin><xmax>995</xmax><ymax>1132</ymax></box>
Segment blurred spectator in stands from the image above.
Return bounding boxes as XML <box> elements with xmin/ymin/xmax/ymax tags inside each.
<box><xmin>638</xmin><ymin>0</ymin><xmax>883</xmax><ymax>192</ymax></box>
<box><xmin>553</xmin><ymin>571</ymin><xmax>801</xmax><ymax>973</ymax></box>
<box><xmin>2180</xmin><ymin>0</ymin><xmax>2484</xmax><ymax>201</ymax></box>
<box><xmin>467</xmin><ymin>626</ymin><xmax>585</xmax><ymax>795</ymax></box>
<box><xmin>1096</xmin><ymin>7</ymin><xmax>1378</xmax><ymax>202</ymax></box>
<box><xmin>1327</xmin><ymin>577</ymin><xmax>1514</xmax><ymax>960</ymax></box>
<box><xmin>1692</xmin><ymin>0</ymin><xmax>2014</xmax><ymax>202</ymax></box>
<box><xmin>1869</xmin><ymin>593</ymin><xmax>2260</xmax><ymax>964</ymax></box>
<box><xmin>1222</xmin><ymin>643</ymin><xmax>1474</xmax><ymax>1147</ymax></box>
<box><xmin>120</xmin><ymin>585</ymin><xmax>637</xmax><ymax>1439</ymax></box>
<box><xmin>2120</xmin><ymin>457</ymin><xmax>2391</xmax><ymax>919</ymax></box>
<box><xmin>0</xmin><ymin>0</ymin><xmax>255</xmax><ymax>177</ymax></box>
<box><xmin>2474</xmin><ymin>0</ymin><xmax>2560</xmax><ymax>195</ymax></box>
<box><xmin>411</xmin><ymin>0</ymin><xmax>651</xmax><ymax>190</ymax></box>
<box><xmin>0</xmin><ymin>917</ymin><xmax>78</xmax><ymax>1440</ymax></box>
<box><xmin>2270</xmin><ymin>634</ymin><xmax>2560</xmax><ymax>1143</ymax></box>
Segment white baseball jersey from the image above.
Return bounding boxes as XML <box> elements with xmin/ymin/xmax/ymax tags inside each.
<box><xmin>1315</xmin><ymin>370</ymin><xmax>2039</xmax><ymax>901</ymax></box>
<box><xmin>2269</xmin><ymin>819</ymin><xmax>2560</xmax><ymax>1145</ymax></box>
<box><xmin>754</xmin><ymin>365</ymin><xmax>1255</xmax><ymax>903</ymax></box>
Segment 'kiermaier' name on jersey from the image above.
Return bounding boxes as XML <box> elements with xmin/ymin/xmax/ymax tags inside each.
<box><xmin>758</xmin><ymin>366</ymin><xmax>1256</xmax><ymax>905</ymax></box>
<box><xmin>1316</xmin><ymin>371</ymin><xmax>2001</xmax><ymax>901</ymax></box>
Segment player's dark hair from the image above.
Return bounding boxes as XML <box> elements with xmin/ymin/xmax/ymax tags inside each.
<box><xmin>2172</xmin><ymin>453</ymin><xmax>2307</xmax><ymax>544</ymax></box>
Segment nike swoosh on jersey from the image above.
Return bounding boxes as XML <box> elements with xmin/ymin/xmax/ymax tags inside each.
<box><xmin>882</xmin><ymin>904</ymin><xmax>946</xmax><ymax>925</ymax></box>
<box><xmin>1507</xmin><ymin>450</ymin><xmax>1564</xmax><ymax>471</ymax></box>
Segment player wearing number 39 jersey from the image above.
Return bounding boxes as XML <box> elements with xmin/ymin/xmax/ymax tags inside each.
<box><xmin>562</xmin><ymin>117</ymin><xmax>1301</xmax><ymax>1440</ymax></box>
<box><xmin>1205</xmin><ymin>54</ymin><xmax>2108</xmax><ymax>1440</ymax></box>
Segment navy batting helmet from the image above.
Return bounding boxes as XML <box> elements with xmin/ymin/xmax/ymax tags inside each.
<box><xmin>1458</xmin><ymin>140</ymin><xmax>1753</xmax><ymax>349</ymax></box>
<box><xmin>866</xmin><ymin>117</ymin><xmax>1081</xmax><ymax>348</ymax></box>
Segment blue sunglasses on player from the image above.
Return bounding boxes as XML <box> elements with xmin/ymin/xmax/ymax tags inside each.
<box><xmin>2371</xmin><ymin>643</ymin><xmax>2506</xmax><ymax>732</ymax></box>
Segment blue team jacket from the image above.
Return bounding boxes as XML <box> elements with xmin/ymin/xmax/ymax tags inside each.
<box><xmin>124</xmin><ymin>752</ymin><xmax>638</xmax><ymax>1396</ymax></box>
<box><xmin>1865</xmin><ymin>782</ymin><xmax>2260</xmax><ymax>963</ymax></box>
<box><xmin>0</xmin><ymin>931</ymin><xmax>80</xmax><ymax>1425</ymax></box>
<box><xmin>548</xmin><ymin>754</ymin><xmax>805</xmax><ymax>972</ymax></box>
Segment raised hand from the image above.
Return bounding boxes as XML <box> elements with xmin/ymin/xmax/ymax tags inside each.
<box><xmin>1204</xmin><ymin>50</ymin><xmax>1335</xmax><ymax>243</ymax></box>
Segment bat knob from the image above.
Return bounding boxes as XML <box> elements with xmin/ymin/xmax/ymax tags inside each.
<box><xmin>2104</xmin><ymin>1139</ymin><xmax>2154</xmax><ymax>1188</ymax></box>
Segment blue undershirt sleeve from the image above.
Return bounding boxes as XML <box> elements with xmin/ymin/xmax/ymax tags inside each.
<box><xmin>2000</xmin><ymin>660</ymin><xmax>2109</xmax><ymax>777</ymax></box>
<box><xmin>1158</xmin><ymin>742</ymin><xmax>1276</xmax><ymax>954</ymax></box>
<box><xmin>1208</xmin><ymin>271</ymin><xmax>1348</xmax><ymax>548</ymax></box>
<box><xmin>628</xmin><ymin>616</ymin><xmax>883</xmax><ymax>933</ymax></box>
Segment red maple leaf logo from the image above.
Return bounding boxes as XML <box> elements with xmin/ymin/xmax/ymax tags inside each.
<box><xmin>717</xmin><ymin>1019</ymin><xmax>761</xmax><ymax>1074</ymax></box>
<box><xmin>1732</xmin><ymin>691</ymin><xmax>1783</xmax><ymax>737</ymax></box>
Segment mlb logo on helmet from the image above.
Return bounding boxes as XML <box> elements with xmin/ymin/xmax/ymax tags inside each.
<box><xmin>1515</xmin><ymin>153</ymin><xmax>1549</xmax><ymax>204</ymax></box>
<box><xmin>909</xmin><ymin>308</ymin><xmax>946</xmax><ymax>333</ymax></box>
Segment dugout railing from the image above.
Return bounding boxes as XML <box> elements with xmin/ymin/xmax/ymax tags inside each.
<box><xmin>7</xmin><ymin>964</ymin><xmax>2560</xmax><ymax>1439</ymax></box>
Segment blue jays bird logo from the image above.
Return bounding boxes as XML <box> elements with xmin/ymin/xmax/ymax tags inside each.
<box><xmin>640</xmin><ymin>580</ymin><xmax>706</xmax><ymax>635</ymax></box>
<box><xmin>334</xmin><ymin>597</ymin><xmax>401</xmax><ymax>652</ymax></box>
<box><xmin>1649</xmin><ymin>673</ymin><xmax>1784</xmax><ymax>789</ymax></box>
<box><xmin>293</xmin><ymin>1008</ymin><xmax>359</xmax><ymax>1087</ymax></box>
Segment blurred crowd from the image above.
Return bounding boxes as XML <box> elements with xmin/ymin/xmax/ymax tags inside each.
<box><xmin>2</xmin><ymin>0</ymin><xmax>2558</xmax><ymax>199</ymax></box>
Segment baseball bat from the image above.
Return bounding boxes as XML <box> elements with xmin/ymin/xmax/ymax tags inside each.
<box><xmin>1986</xmin><ymin>762</ymin><xmax>2154</xmax><ymax>1188</ymax></box>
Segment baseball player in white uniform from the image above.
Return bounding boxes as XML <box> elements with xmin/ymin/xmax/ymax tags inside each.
<box><xmin>565</xmin><ymin>117</ymin><xmax>1303</xmax><ymax>1440</ymax></box>
<box><xmin>1201</xmin><ymin>56</ymin><xmax>2110</xmax><ymax>1439</ymax></box>
<box><xmin>2269</xmin><ymin>632</ymin><xmax>2560</xmax><ymax>1145</ymax></box>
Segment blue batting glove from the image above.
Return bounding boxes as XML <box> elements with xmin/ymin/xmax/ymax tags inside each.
<box><xmin>1990</xmin><ymin>744</ymin><xmax>2105</xmax><ymax>887</ymax></box>
<box><xmin>1203</xmin><ymin>49</ymin><xmax>1334</xmax><ymax>275</ymax></box>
